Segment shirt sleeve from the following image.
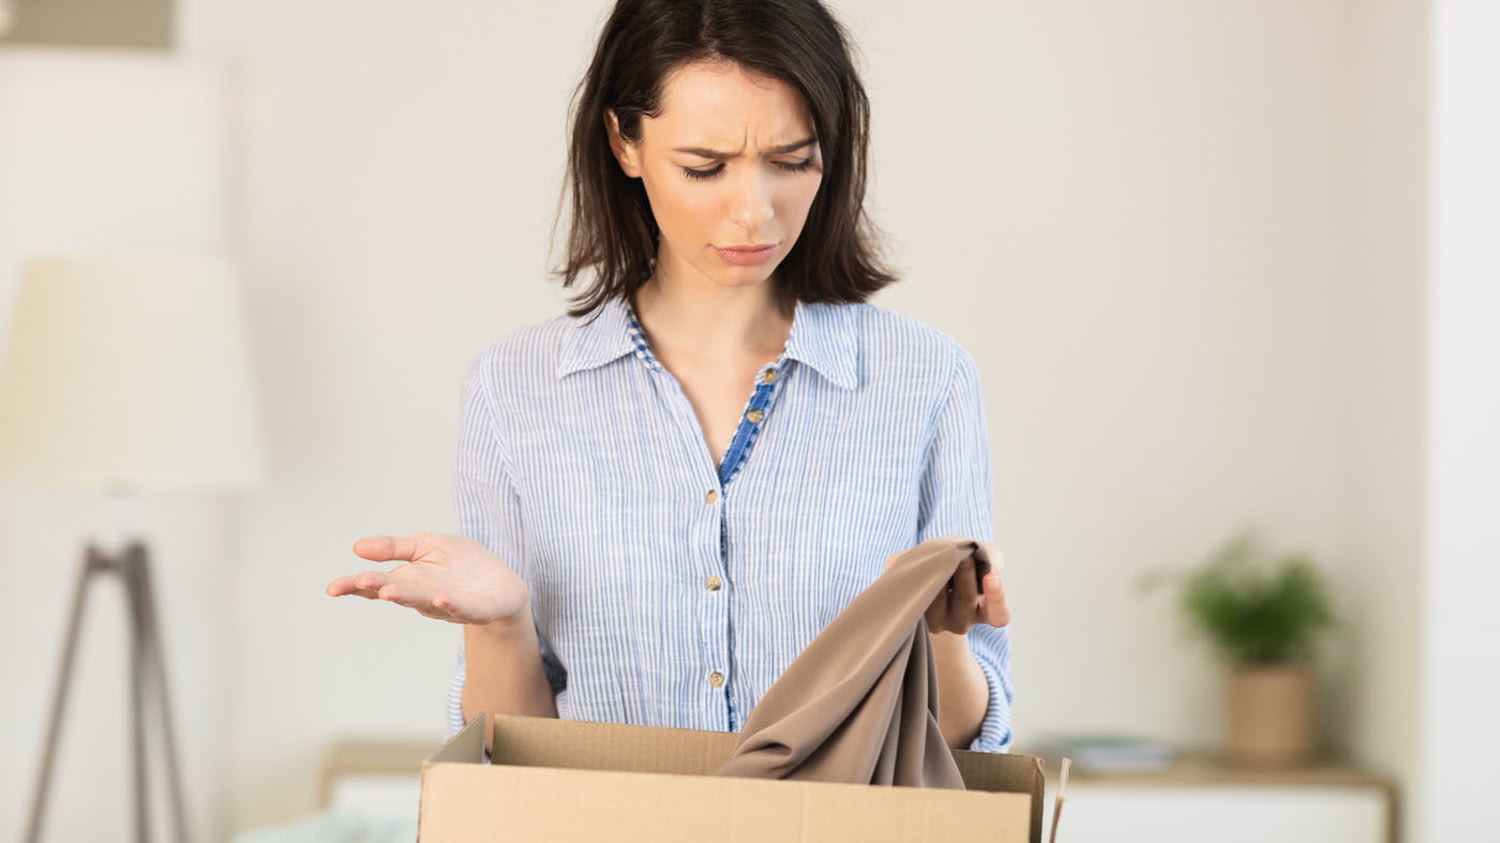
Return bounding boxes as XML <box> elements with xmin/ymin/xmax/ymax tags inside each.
<box><xmin>446</xmin><ymin>348</ymin><xmax>567</xmax><ymax>739</ymax></box>
<box><xmin>915</xmin><ymin>340</ymin><xmax>1014</xmax><ymax>754</ymax></box>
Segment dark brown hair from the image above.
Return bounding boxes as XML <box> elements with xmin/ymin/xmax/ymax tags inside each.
<box><xmin>551</xmin><ymin>0</ymin><xmax>897</xmax><ymax>317</ymax></box>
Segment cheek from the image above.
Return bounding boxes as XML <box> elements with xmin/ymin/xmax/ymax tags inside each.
<box><xmin>777</xmin><ymin>176</ymin><xmax>823</xmax><ymax>224</ymax></box>
<box><xmin>643</xmin><ymin>173</ymin><xmax>716</xmax><ymax>234</ymax></box>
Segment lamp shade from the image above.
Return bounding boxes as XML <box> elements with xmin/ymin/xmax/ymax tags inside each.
<box><xmin>0</xmin><ymin>253</ymin><xmax>265</xmax><ymax>491</ymax></box>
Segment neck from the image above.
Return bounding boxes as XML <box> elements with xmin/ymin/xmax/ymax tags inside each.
<box><xmin>631</xmin><ymin>272</ymin><xmax>794</xmax><ymax>362</ymax></box>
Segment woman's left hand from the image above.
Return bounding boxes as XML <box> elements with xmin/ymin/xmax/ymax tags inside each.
<box><xmin>887</xmin><ymin>540</ymin><xmax>1010</xmax><ymax>634</ymax></box>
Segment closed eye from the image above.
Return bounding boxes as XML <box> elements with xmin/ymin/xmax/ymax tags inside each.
<box><xmin>682</xmin><ymin>158</ymin><xmax>817</xmax><ymax>181</ymax></box>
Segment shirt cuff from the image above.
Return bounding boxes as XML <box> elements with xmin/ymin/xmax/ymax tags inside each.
<box><xmin>964</xmin><ymin>632</ymin><xmax>1014</xmax><ymax>754</ymax></box>
<box><xmin>446</xmin><ymin>644</ymin><xmax>468</xmax><ymax>739</ymax></box>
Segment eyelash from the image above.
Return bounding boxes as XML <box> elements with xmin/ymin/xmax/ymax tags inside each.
<box><xmin>681</xmin><ymin>159</ymin><xmax>816</xmax><ymax>181</ymax></box>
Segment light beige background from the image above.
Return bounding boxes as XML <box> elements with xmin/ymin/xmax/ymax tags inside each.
<box><xmin>5</xmin><ymin>0</ymin><xmax>1493</xmax><ymax>840</ymax></box>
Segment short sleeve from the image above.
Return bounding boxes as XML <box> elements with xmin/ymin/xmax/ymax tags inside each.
<box><xmin>916</xmin><ymin>342</ymin><xmax>1014</xmax><ymax>753</ymax></box>
<box><xmin>445</xmin><ymin>349</ymin><xmax>566</xmax><ymax>738</ymax></box>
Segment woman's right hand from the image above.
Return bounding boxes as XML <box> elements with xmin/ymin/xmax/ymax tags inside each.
<box><xmin>326</xmin><ymin>533</ymin><xmax>530</xmax><ymax>625</ymax></box>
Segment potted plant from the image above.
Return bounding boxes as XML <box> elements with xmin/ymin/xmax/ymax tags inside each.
<box><xmin>1145</xmin><ymin>533</ymin><xmax>1336</xmax><ymax>765</ymax></box>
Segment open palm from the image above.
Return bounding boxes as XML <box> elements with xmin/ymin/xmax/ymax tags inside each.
<box><xmin>326</xmin><ymin>532</ymin><xmax>529</xmax><ymax>625</ymax></box>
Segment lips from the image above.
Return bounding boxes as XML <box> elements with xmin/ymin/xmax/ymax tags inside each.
<box><xmin>714</xmin><ymin>244</ymin><xmax>778</xmax><ymax>267</ymax></box>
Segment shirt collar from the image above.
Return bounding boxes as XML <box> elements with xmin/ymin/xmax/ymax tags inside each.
<box><xmin>556</xmin><ymin>295</ymin><xmax>860</xmax><ymax>390</ymax></box>
<box><xmin>556</xmin><ymin>296</ymin><xmax>640</xmax><ymax>378</ymax></box>
<box><xmin>782</xmin><ymin>299</ymin><xmax>860</xmax><ymax>389</ymax></box>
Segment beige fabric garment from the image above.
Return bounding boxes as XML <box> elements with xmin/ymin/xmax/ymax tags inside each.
<box><xmin>712</xmin><ymin>536</ymin><xmax>993</xmax><ymax>789</ymax></box>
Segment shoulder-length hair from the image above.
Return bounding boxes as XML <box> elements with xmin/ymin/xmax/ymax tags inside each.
<box><xmin>552</xmin><ymin>0</ymin><xmax>898</xmax><ymax>318</ymax></box>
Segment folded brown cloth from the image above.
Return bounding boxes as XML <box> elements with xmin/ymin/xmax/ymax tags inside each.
<box><xmin>712</xmin><ymin>536</ymin><xmax>993</xmax><ymax>788</ymax></box>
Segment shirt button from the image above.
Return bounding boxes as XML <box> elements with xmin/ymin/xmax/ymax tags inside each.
<box><xmin>745</xmin><ymin>408</ymin><xmax>765</xmax><ymax>424</ymax></box>
<box><xmin>708</xmin><ymin>671</ymin><xmax>725</xmax><ymax>688</ymax></box>
<box><xmin>760</xmin><ymin>369</ymin><xmax>777</xmax><ymax>384</ymax></box>
<box><xmin>704</xmin><ymin>489</ymin><xmax>719</xmax><ymax>504</ymax></box>
<box><xmin>706</xmin><ymin>575</ymin><xmax>723</xmax><ymax>591</ymax></box>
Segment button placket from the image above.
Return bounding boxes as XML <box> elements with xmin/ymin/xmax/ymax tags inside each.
<box><xmin>625</xmin><ymin>299</ymin><xmax>742</xmax><ymax>729</ymax></box>
<box><xmin>699</xmin><ymin>478</ymin><xmax>729</xmax><ymax>721</ymax></box>
<box><xmin>717</xmin><ymin>360</ymin><xmax>783</xmax><ymax>488</ymax></box>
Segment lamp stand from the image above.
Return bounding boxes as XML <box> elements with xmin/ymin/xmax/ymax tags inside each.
<box><xmin>25</xmin><ymin>541</ymin><xmax>190</xmax><ymax>843</ymax></box>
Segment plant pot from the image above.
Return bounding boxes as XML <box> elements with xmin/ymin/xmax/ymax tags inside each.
<box><xmin>1227</xmin><ymin>663</ymin><xmax>1316</xmax><ymax>765</ymax></box>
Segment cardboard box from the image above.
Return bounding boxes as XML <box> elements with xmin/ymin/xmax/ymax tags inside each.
<box><xmin>419</xmin><ymin>713</ymin><xmax>1046</xmax><ymax>842</ymax></box>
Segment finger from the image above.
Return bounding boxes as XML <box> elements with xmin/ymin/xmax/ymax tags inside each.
<box><xmin>352</xmin><ymin>570</ymin><xmax>394</xmax><ymax>592</ymax></box>
<box><xmin>326</xmin><ymin>575</ymin><xmax>380</xmax><ymax>598</ymax></box>
<box><xmin>328</xmin><ymin>570</ymin><xmax>394</xmax><ymax>597</ymax></box>
<box><xmin>981</xmin><ymin>572</ymin><xmax>1011</xmax><ymax>627</ymax></box>
<box><xmin>425</xmin><ymin>598</ymin><xmax>458</xmax><ymax>622</ymax></box>
<box><xmin>352</xmin><ymin>536</ymin><xmax>396</xmax><ymax>561</ymax></box>
<box><xmin>433</xmin><ymin>592</ymin><xmax>482</xmax><ymax>623</ymax></box>
<box><xmin>389</xmin><ymin>589</ymin><xmax>466</xmax><ymax>624</ymax></box>
<box><xmin>352</xmin><ymin>534</ymin><xmax>427</xmax><ymax>563</ymax></box>
<box><xmin>378</xmin><ymin>580</ymin><xmax>438</xmax><ymax>609</ymax></box>
<box><xmin>433</xmin><ymin>592</ymin><xmax>486</xmax><ymax>624</ymax></box>
<box><xmin>952</xmin><ymin>554</ymin><xmax>981</xmax><ymax>620</ymax></box>
<box><xmin>982</xmin><ymin>543</ymin><xmax>1005</xmax><ymax>575</ymax></box>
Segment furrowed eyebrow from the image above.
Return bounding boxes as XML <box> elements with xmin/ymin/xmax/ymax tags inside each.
<box><xmin>672</xmin><ymin>138</ymin><xmax>817</xmax><ymax>158</ymax></box>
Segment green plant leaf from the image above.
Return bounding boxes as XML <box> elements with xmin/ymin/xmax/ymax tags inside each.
<box><xmin>1156</xmin><ymin>531</ymin><xmax>1335</xmax><ymax>665</ymax></box>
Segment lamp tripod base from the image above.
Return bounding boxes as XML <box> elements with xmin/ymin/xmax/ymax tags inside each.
<box><xmin>25</xmin><ymin>541</ymin><xmax>191</xmax><ymax>843</ymax></box>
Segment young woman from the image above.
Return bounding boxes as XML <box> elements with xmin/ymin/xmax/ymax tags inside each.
<box><xmin>327</xmin><ymin>0</ymin><xmax>1013</xmax><ymax>753</ymax></box>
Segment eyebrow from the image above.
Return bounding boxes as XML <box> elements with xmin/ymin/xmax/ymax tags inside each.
<box><xmin>672</xmin><ymin>138</ymin><xmax>818</xmax><ymax>158</ymax></box>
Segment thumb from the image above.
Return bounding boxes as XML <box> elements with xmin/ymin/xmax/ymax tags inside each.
<box><xmin>352</xmin><ymin>534</ymin><xmax>425</xmax><ymax>562</ymax></box>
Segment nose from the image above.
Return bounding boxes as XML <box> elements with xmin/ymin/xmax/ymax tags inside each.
<box><xmin>729</xmin><ymin>163</ymin><xmax>775</xmax><ymax>232</ymax></box>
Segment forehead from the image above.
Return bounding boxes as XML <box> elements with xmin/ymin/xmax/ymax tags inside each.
<box><xmin>649</xmin><ymin>60</ymin><xmax>814</xmax><ymax>144</ymax></box>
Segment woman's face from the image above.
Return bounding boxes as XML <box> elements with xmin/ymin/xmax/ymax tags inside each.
<box><xmin>606</xmin><ymin>59</ymin><xmax>824</xmax><ymax>294</ymax></box>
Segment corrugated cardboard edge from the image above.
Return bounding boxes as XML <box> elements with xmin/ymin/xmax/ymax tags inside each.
<box><xmin>953</xmin><ymin>747</ymin><xmax>1047</xmax><ymax>842</ymax></box>
<box><xmin>487</xmin><ymin>712</ymin><xmax>747</xmax><ymax>775</ymax></box>
<box><xmin>419</xmin><ymin>714</ymin><xmax>486</xmax><ymax>840</ymax></box>
<box><xmin>421</xmin><ymin>714</ymin><xmax>1048</xmax><ymax>843</ymax></box>
<box><xmin>422</xmin><ymin>762</ymin><xmax>1032</xmax><ymax>841</ymax></box>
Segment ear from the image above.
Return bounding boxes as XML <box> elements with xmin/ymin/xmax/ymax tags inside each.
<box><xmin>604</xmin><ymin>108</ymin><xmax>643</xmax><ymax>179</ymax></box>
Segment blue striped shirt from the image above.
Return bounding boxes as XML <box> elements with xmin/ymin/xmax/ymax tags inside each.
<box><xmin>446</xmin><ymin>294</ymin><xmax>1014</xmax><ymax>753</ymax></box>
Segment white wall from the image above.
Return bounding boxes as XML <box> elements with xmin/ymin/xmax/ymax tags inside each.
<box><xmin>169</xmin><ymin>0</ymin><xmax>1441</xmax><ymax>836</ymax></box>
<box><xmin>0</xmin><ymin>50</ymin><xmax>235</xmax><ymax>841</ymax></box>
<box><xmin>862</xmin><ymin>0</ymin><xmax>1358</xmax><ymax>749</ymax></box>
<box><xmin>1345</xmin><ymin>2</ymin><xmax>1428</xmax><ymax>841</ymax></box>
<box><xmin>177</xmin><ymin>0</ymin><xmax>596</xmax><ymax>831</ymax></box>
<box><xmin>1421</xmin><ymin>0</ymin><xmax>1500</xmax><ymax>838</ymax></box>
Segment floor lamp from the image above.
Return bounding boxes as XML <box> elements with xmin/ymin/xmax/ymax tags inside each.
<box><xmin>0</xmin><ymin>254</ymin><xmax>264</xmax><ymax>842</ymax></box>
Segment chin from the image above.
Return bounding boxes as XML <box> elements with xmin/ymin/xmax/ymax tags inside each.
<box><xmin>699</xmin><ymin>261</ymin><xmax>777</xmax><ymax>285</ymax></box>
<box><xmin>716</xmin><ymin>270</ymin><xmax>777</xmax><ymax>288</ymax></box>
